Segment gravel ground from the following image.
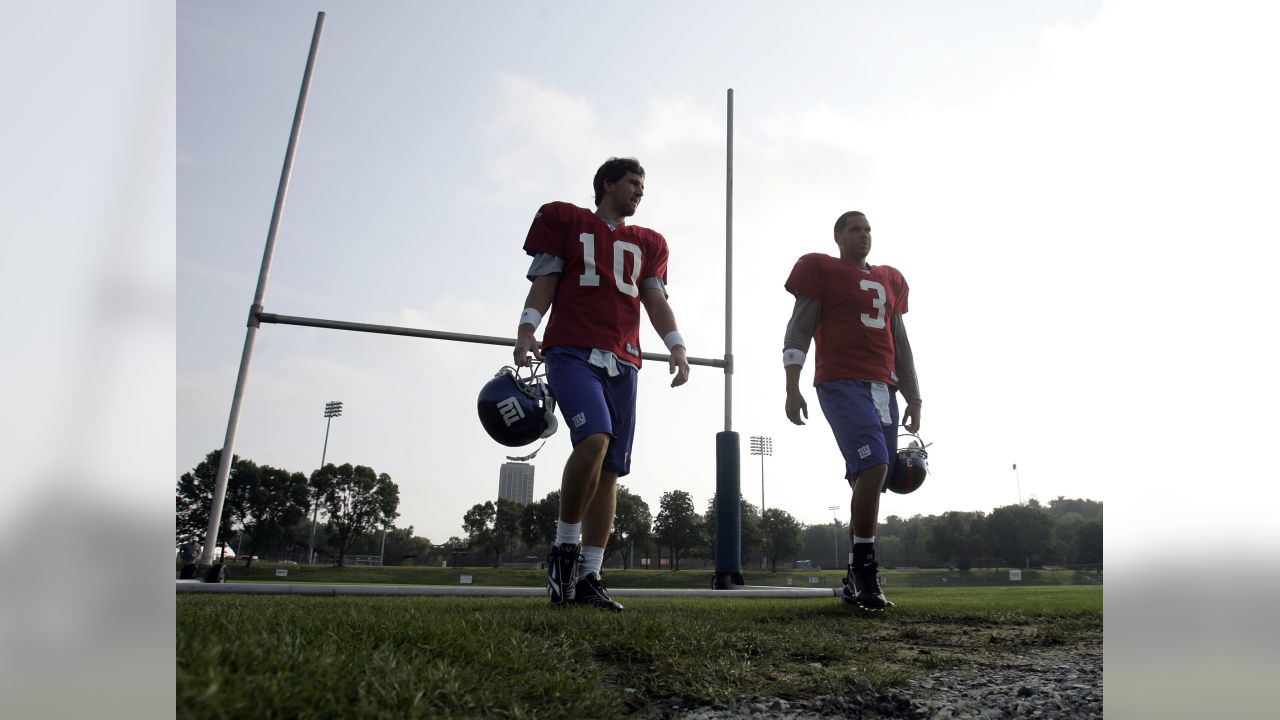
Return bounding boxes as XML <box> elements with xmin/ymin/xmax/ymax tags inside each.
<box><xmin>642</xmin><ymin>631</ymin><xmax>1103</xmax><ymax>719</ymax></box>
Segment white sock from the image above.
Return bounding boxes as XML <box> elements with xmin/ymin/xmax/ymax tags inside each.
<box><xmin>555</xmin><ymin>520</ymin><xmax>582</xmax><ymax>547</ymax></box>
<box><xmin>580</xmin><ymin>546</ymin><xmax>605</xmax><ymax>578</ymax></box>
<box><xmin>850</xmin><ymin>536</ymin><xmax>876</xmax><ymax>565</ymax></box>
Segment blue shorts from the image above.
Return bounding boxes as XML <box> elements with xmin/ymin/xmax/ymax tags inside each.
<box><xmin>816</xmin><ymin>379</ymin><xmax>899</xmax><ymax>485</ymax></box>
<box><xmin>544</xmin><ymin>346</ymin><xmax>638</xmax><ymax>476</ymax></box>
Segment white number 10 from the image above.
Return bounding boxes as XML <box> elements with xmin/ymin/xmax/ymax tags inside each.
<box><xmin>579</xmin><ymin>233</ymin><xmax>641</xmax><ymax>297</ymax></box>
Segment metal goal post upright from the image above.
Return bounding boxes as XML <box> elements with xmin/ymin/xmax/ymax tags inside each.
<box><xmin>195</xmin><ymin>14</ymin><xmax>743</xmax><ymax>587</ymax></box>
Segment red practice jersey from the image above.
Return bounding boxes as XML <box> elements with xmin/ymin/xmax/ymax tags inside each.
<box><xmin>524</xmin><ymin>202</ymin><xmax>669</xmax><ymax>367</ymax></box>
<box><xmin>785</xmin><ymin>252</ymin><xmax>909</xmax><ymax>387</ymax></box>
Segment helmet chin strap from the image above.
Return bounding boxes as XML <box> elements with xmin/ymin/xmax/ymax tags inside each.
<box><xmin>540</xmin><ymin>411</ymin><xmax>558</xmax><ymax>439</ymax></box>
<box><xmin>505</xmin><ymin>440</ymin><xmax>547</xmax><ymax>462</ymax></box>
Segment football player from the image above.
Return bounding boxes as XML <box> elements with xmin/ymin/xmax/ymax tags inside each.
<box><xmin>513</xmin><ymin>157</ymin><xmax>690</xmax><ymax>612</ymax></box>
<box><xmin>782</xmin><ymin>211</ymin><xmax>923</xmax><ymax>611</ymax></box>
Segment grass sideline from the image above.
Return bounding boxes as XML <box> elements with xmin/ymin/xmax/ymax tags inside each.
<box><xmin>177</xmin><ymin>586</ymin><xmax>1101</xmax><ymax>718</ymax></box>
<box><xmin>210</xmin><ymin>562</ymin><xmax>1099</xmax><ymax>588</ymax></box>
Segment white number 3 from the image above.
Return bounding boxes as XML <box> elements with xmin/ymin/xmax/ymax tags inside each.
<box><xmin>859</xmin><ymin>279</ymin><xmax>887</xmax><ymax>329</ymax></box>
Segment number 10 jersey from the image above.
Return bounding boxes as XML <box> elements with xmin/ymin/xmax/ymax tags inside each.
<box><xmin>523</xmin><ymin>201</ymin><xmax>670</xmax><ymax>368</ymax></box>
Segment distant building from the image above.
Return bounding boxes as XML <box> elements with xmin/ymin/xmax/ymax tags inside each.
<box><xmin>498</xmin><ymin>462</ymin><xmax>535</xmax><ymax>505</ymax></box>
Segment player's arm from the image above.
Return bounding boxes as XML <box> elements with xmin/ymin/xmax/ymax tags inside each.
<box><xmin>640</xmin><ymin>280</ymin><xmax>689</xmax><ymax>387</ymax></box>
<box><xmin>783</xmin><ymin>294</ymin><xmax>820</xmax><ymax>425</ymax></box>
<box><xmin>514</xmin><ymin>253</ymin><xmax>562</xmax><ymax>367</ymax></box>
<box><xmin>891</xmin><ymin>312</ymin><xmax>922</xmax><ymax>433</ymax></box>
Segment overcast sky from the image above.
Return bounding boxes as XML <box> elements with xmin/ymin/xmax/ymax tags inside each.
<box><xmin>177</xmin><ymin>0</ymin><xmax>1278</xmax><ymax>548</ymax></box>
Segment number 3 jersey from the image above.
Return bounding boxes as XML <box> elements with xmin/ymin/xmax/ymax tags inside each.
<box><xmin>784</xmin><ymin>252</ymin><xmax>909</xmax><ymax>387</ymax></box>
<box><xmin>523</xmin><ymin>201</ymin><xmax>670</xmax><ymax>368</ymax></box>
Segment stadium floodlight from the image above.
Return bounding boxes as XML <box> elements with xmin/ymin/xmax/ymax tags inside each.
<box><xmin>749</xmin><ymin>436</ymin><xmax>772</xmax><ymax>513</ymax></box>
<box><xmin>828</xmin><ymin>505</ymin><xmax>841</xmax><ymax>570</ymax></box>
<box><xmin>308</xmin><ymin>400</ymin><xmax>343</xmax><ymax>564</ymax></box>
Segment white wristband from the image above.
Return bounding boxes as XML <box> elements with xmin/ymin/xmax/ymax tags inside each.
<box><xmin>782</xmin><ymin>348</ymin><xmax>806</xmax><ymax>367</ymax></box>
<box><xmin>663</xmin><ymin>330</ymin><xmax>685</xmax><ymax>352</ymax></box>
<box><xmin>519</xmin><ymin>307</ymin><xmax>543</xmax><ymax>331</ymax></box>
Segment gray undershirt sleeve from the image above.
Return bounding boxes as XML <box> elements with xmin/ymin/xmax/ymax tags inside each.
<box><xmin>526</xmin><ymin>252</ymin><xmax>564</xmax><ymax>279</ymax></box>
<box><xmin>641</xmin><ymin>276</ymin><xmax>667</xmax><ymax>297</ymax></box>
<box><xmin>784</xmin><ymin>294</ymin><xmax>820</xmax><ymax>352</ymax></box>
<box><xmin>891</xmin><ymin>313</ymin><xmax>922</xmax><ymax>406</ymax></box>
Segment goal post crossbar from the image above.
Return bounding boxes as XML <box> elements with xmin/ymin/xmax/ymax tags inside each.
<box><xmin>256</xmin><ymin>311</ymin><xmax>730</xmax><ymax>369</ymax></box>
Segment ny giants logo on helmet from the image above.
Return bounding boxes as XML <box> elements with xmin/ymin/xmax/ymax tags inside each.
<box><xmin>477</xmin><ymin>363</ymin><xmax>558</xmax><ymax>447</ymax></box>
<box><xmin>497</xmin><ymin>396</ymin><xmax>525</xmax><ymax>426</ymax></box>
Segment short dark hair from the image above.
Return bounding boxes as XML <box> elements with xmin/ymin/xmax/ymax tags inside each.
<box><xmin>834</xmin><ymin>211</ymin><xmax>866</xmax><ymax>235</ymax></box>
<box><xmin>593</xmin><ymin>157</ymin><xmax>645</xmax><ymax>206</ymax></box>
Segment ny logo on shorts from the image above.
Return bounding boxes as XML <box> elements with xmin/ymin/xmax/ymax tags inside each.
<box><xmin>857</xmin><ymin>445</ymin><xmax>872</xmax><ymax>459</ymax></box>
<box><xmin>571</xmin><ymin>412</ymin><xmax>586</xmax><ymax>429</ymax></box>
<box><xmin>498</xmin><ymin>396</ymin><xmax>525</xmax><ymax>426</ymax></box>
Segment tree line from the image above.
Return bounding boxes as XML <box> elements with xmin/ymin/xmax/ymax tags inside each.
<box><xmin>459</xmin><ymin>490</ymin><xmax>1102</xmax><ymax>572</ymax></box>
<box><xmin>176</xmin><ymin>449</ymin><xmax>407</xmax><ymax>567</ymax></box>
<box><xmin>177</xmin><ymin>448</ymin><xmax>1100</xmax><ymax>572</ymax></box>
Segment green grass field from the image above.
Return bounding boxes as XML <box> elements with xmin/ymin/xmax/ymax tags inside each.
<box><xmin>177</xmin><ymin>585</ymin><xmax>1101</xmax><ymax>718</ymax></box>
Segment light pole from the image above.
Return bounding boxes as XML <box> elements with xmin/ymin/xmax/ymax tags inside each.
<box><xmin>828</xmin><ymin>504</ymin><xmax>841</xmax><ymax>571</ymax></box>
<box><xmin>307</xmin><ymin>400</ymin><xmax>343</xmax><ymax>564</ymax></box>
<box><xmin>749</xmin><ymin>436</ymin><xmax>772</xmax><ymax>513</ymax></box>
<box><xmin>749</xmin><ymin>436</ymin><xmax>773</xmax><ymax>570</ymax></box>
<box><xmin>379</xmin><ymin>523</ymin><xmax>388</xmax><ymax>566</ymax></box>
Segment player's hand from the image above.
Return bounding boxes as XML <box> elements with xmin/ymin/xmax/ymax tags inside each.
<box><xmin>514</xmin><ymin>327</ymin><xmax>542</xmax><ymax>367</ymax></box>
<box><xmin>669</xmin><ymin>346</ymin><xmax>690</xmax><ymax>387</ymax></box>
<box><xmin>903</xmin><ymin>403</ymin><xmax>921</xmax><ymax>434</ymax></box>
<box><xmin>785</xmin><ymin>389</ymin><xmax>808</xmax><ymax>425</ymax></box>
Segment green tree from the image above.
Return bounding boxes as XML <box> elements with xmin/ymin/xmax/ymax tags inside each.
<box><xmin>609</xmin><ymin>486</ymin><xmax>651</xmax><ymax>569</ymax></box>
<box><xmin>704</xmin><ymin>496</ymin><xmax>762</xmax><ymax>567</ymax></box>
<box><xmin>1071</xmin><ymin>519</ymin><xmax>1103</xmax><ymax>567</ymax></box>
<box><xmin>799</xmin><ymin>521</ymin><xmax>845</xmax><ymax>570</ymax></box>
<box><xmin>234</xmin><ymin>464</ymin><xmax>309</xmax><ymax>567</ymax></box>
<box><xmin>175</xmin><ymin>449</ymin><xmax>253</xmax><ymax>548</ymax></box>
<box><xmin>899</xmin><ymin>514</ymin><xmax>938</xmax><ymax>566</ymax></box>
<box><xmin>1046</xmin><ymin>496</ymin><xmax>1103</xmax><ymax>522</ymax></box>
<box><xmin>520</xmin><ymin>491</ymin><xmax>560</xmax><ymax>551</ymax></box>
<box><xmin>493</xmin><ymin>498</ymin><xmax>523</xmax><ymax>564</ymax></box>
<box><xmin>316</xmin><ymin>463</ymin><xmax>400</xmax><ymax>567</ymax></box>
<box><xmin>462</xmin><ymin>501</ymin><xmax>497</xmax><ymax>566</ymax></box>
<box><xmin>653</xmin><ymin>490</ymin><xmax>700</xmax><ymax>570</ymax></box>
<box><xmin>462</xmin><ymin>500</ymin><xmax>521</xmax><ymax>566</ymax></box>
<box><xmin>372</xmin><ymin>525</ymin><xmax>433</xmax><ymax>566</ymax></box>
<box><xmin>877</xmin><ymin>535</ymin><xmax>903</xmax><ymax>568</ymax></box>
<box><xmin>986</xmin><ymin>503</ymin><xmax>1057</xmax><ymax>568</ymax></box>
<box><xmin>926</xmin><ymin>511</ymin><xmax>987</xmax><ymax>571</ymax></box>
<box><xmin>760</xmin><ymin>508</ymin><xmax>803</xmax><ymax>572</ymax></box>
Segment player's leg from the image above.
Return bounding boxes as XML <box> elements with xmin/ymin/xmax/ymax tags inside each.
<box><xmin>850</xmin><ymin>463</ymin><xmax>888</xmax><ymax>541</ymax></box>
<box><xmin>558</xmin><ymin>434</ymin><xmax>610</xmax><ymax>525</ymax></box>
<box><xmin>574</xmin><ymin>468</ymin><xmax>623</xmax><ymax>611</ymax></box>
<box><xmin>818</xmin><ymin>380</ymin><xmax>895</xmax><ymax>610</ymax></box>
<box><xmin>580</xmin><ymin>469</ymin><xmax>617</xmax><ymax>550</ymax></box>
<box><xmin>543</xmin><ymin>347</ymin><xmax>613</xmax><ymax>605</ymax></box>
<box><xmin>573</xmin><ymin>364</ymin><xmax>636</xmax><ymax>612</ymax></box>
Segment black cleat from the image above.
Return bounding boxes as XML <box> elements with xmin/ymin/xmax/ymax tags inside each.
<box><xmin>547</xmin><ymin>543</ymin><xmax>581</xmax><ymax>605</ymax></box>
<box><xmin>842</xmin><ymin>561</ymin><xmax>893</xmax><ymax>611</ymax></box>
<box><xmin>573</xmin><ymin>572</ymin><xmax>624</xmax><ymax>612</ymax></box>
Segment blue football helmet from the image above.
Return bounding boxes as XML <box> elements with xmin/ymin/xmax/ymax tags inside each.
<box><xmin>477</xmin><ymin>363</ymin><xmax>558</xmax><ymax>447</ymax></box>
<box><xmin>888</xmin><ymin>431</ymin><xmax>931</xmax><ymax>494</ymax></box>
